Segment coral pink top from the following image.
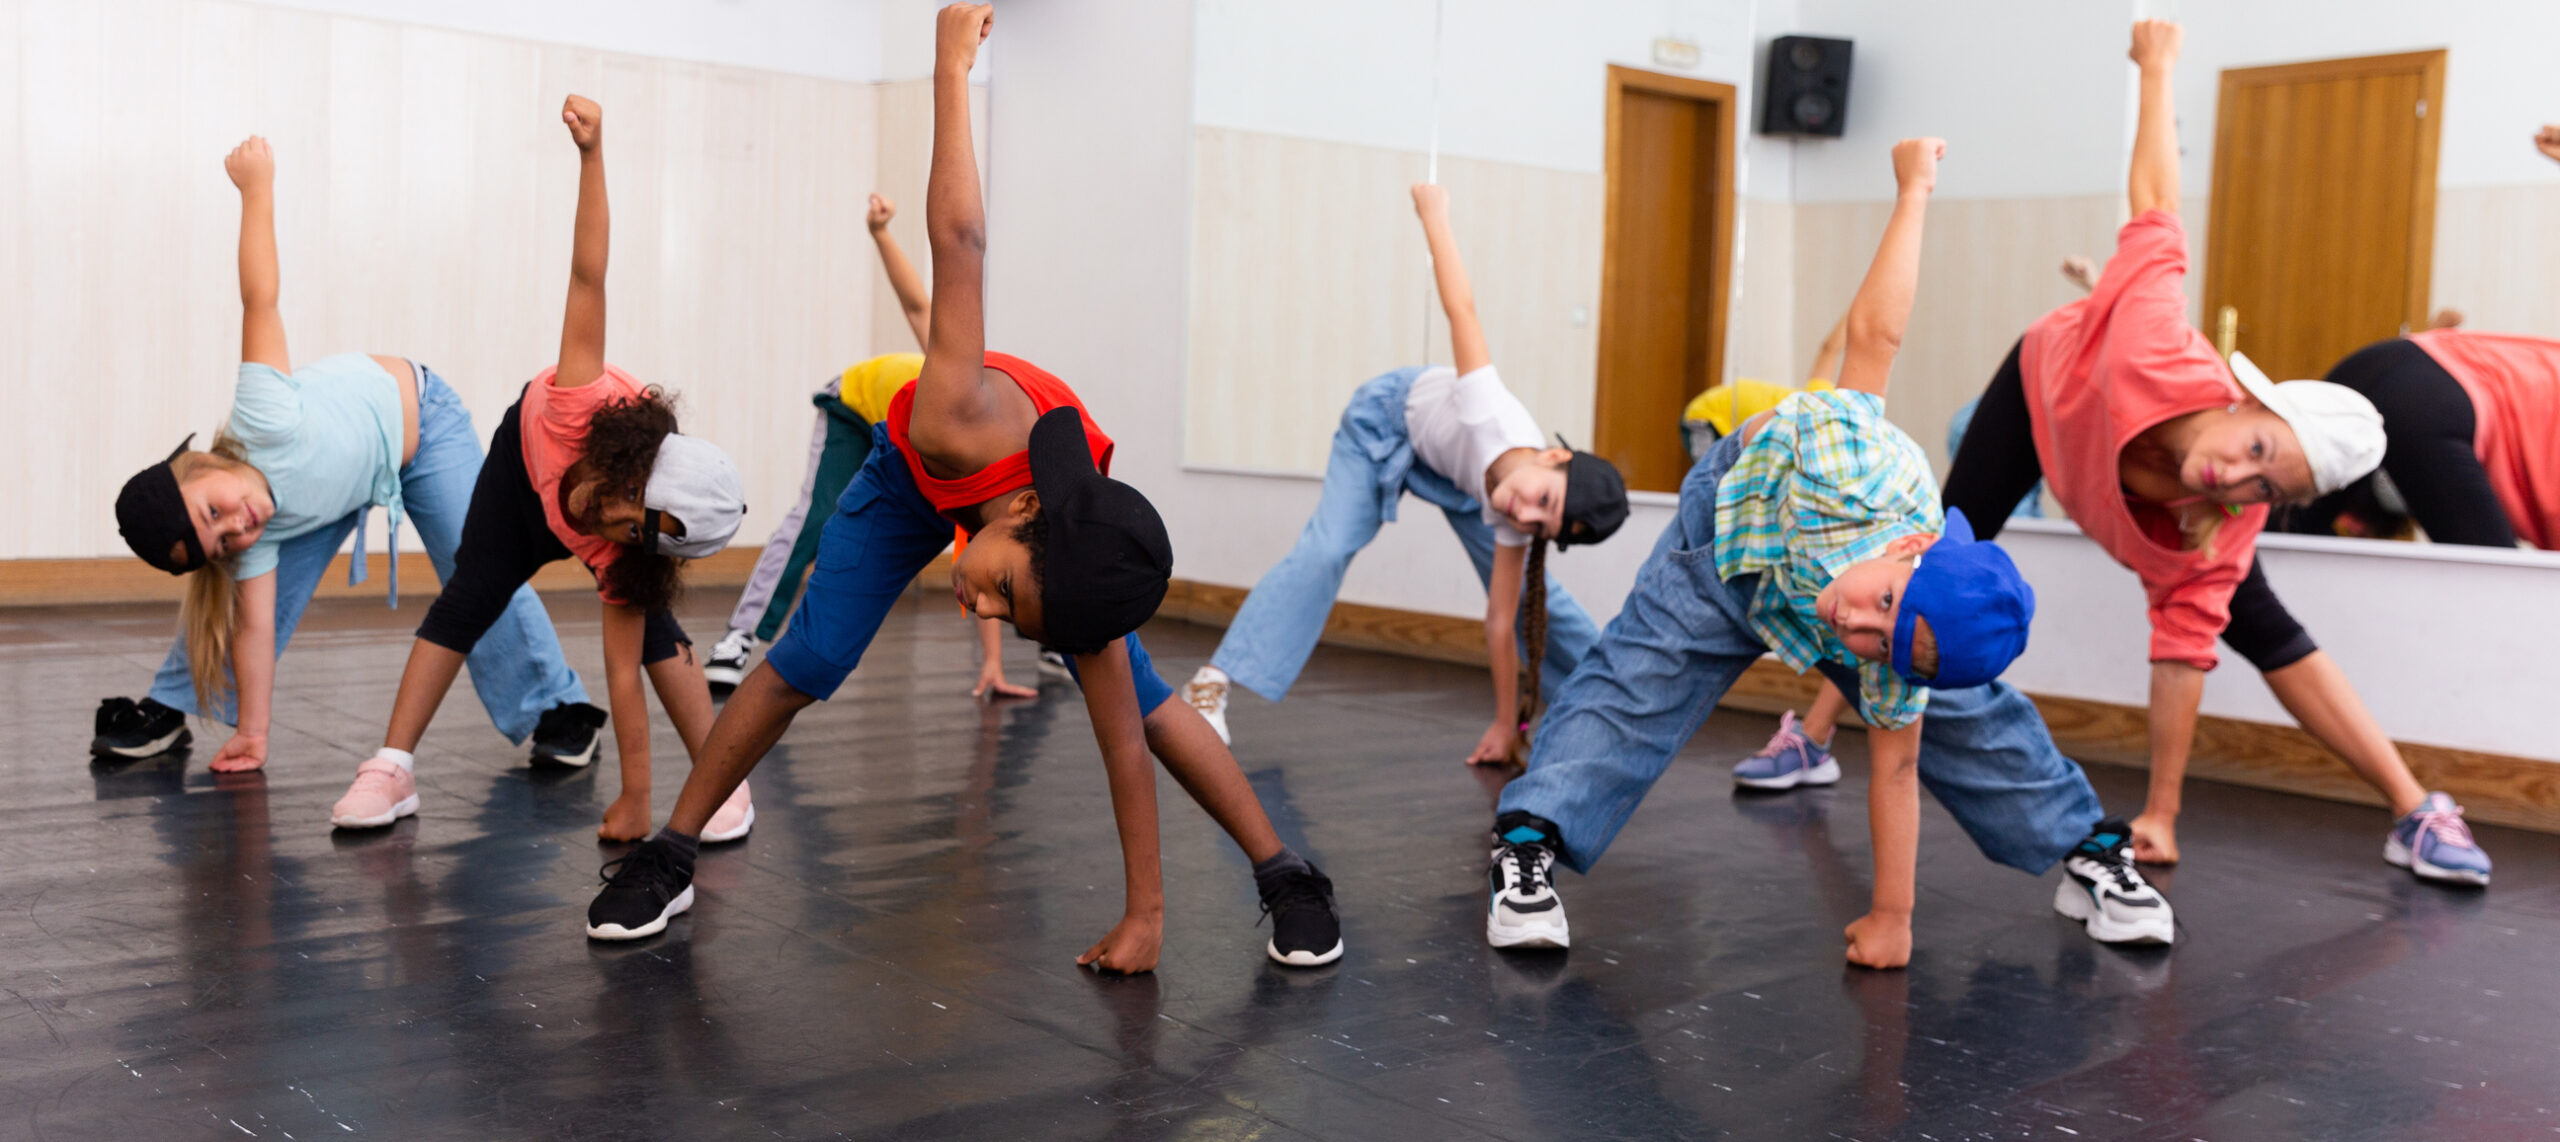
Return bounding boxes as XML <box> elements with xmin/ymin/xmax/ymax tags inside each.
<box><xmin>521</xmin><ymin>364</ymin><xmax>648</xmax><ymax>600</ymax></box>
<box><xmin>885</xmin><ymin>352</ymin><xmax>1116</xmax><ymax>530</ymax></box>
<box><xmin>2021</xmin><ymin>210</ymin><xmax>2266</xmax><ymax>671</ymax></box>
<box><xmin>2409</xmin><ymin>329</ymin><xmax>2560</xmax><ymax>550</ymax></box>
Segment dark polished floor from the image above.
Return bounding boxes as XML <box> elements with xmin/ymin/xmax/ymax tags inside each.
<box><xmin>5</xmin><ymin>588</ymin><xmax>2557</xmax><ymax>1140</ymax></box>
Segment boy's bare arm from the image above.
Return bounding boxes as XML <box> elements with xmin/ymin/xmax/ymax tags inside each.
<box><xmin>913</xmin><ymin>5</ymin><xmax>999</xmax><ymax>430</ymax></box>
<box><xmin>867</xmin><ymin>193</ymin><xmax>933</xmax><ymax>350</ymax></box>
<box><xmin>1836</xmin><ymin>139</ymin><xmax>1943</xmax><ymax>399</ymax></box>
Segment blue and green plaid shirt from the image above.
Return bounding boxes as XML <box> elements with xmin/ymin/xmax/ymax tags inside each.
<box><xmin>1713</xmin><ymin>390</ymin><xmax>1943</xmax><ymax>728</ymax></box>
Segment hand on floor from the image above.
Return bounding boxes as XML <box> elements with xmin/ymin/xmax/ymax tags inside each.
<box><xmin>1466</xmin><ymin>721</ymin><xmax>1519</xmax><ymax>767</ymax></box>
<box><xmin>598</xmin><ymin>792</ymin><xmax>651</xmax><ymax>843</ymax></box>
<box><xmin>210</xmin><ymin>731</ymin><xmax>268</xmax><ymax>773</ymax></box>
<box><xmin>1077</xmin><ymin>912</ymin><xmax>1163</xmax><ymax>975</ymax></box>
<box><xmin>972</xmin><ymin>662</ymin><xmax>1036</xmax><ymax>701</ymax></box>
<box><xmin>1845</xmin><ymin>910</ymin><xmax>1913</xmax><ymax>970</ymax></box>
<box><xmin>2129</xmin><ymin>810</ymin><xmax>2181</xmax><ymax>865</ymax></box>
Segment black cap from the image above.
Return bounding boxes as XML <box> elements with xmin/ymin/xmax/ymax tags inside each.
<box><xmin>1027</xmin><ymin>407</ymin><xmax>1173</xmax><ymax>654</ymax></box>
<box><xmin>1554</xmin><ymin>437</ymin><xmax>1630</xmax><ymax>549</ymax></box>
<box><xmin>116</xmin><ymin>435</ymin><xmax>207</xmax><ymax>575</ymax></box>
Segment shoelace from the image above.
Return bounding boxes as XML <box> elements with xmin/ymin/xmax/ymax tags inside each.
<box><xmin>1185</xmin><ymin>681</ymin><xmax>1224</xmax><ymax>714</ymax></box>
<box><xmin>599</xmin><ymin>842</ymin><xmax>687</xmax><ymax>889</ymax></box>
<box><xmin>1756</xmin><ymin>720</ymin><xmax>1808</xmax><ymax>762</ymax></box>
<box><xmin>1258</xmin><ymin>870</ymin><xmax>1334</xmax><ymax>928</ymax></box>
<box><xmin>2082</xmin><ymin>842</ymin><xmax>2141</xmax><ymax>893</ymax></box>
<box><xmin>2410</xmin><ymin>802</ymin><xmax>2475</xmax><ymax>848</ymax></box>
<box><xmin>1501</xmin><ymin>842</ymin><xmax>1552</xmax><ymax>897</ymax></box>
<box><xmin>99</xmin><ymin>697</ymin><xmax>141</xmax><ymax>732</ymax></box>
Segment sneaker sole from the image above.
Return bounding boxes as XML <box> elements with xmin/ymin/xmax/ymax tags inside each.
<box><xmin>2052</xmin><ymin>879</ymin><xmax>2173</xmax><ymax>945</ymax></box>
<box><xmin>1735</xmin><ymin>758</ymin><xmax>1840</xmax><ymax>790</ymax></box>
<box><xmin>2384</xmin><ymin>836</ymin><xmax>2490</xmax><ymax>886</ymax></box>
<box><xmin>1487</xmin><ymin>913</ymin><xmax>1570</xmax><ymax>950</ymax></box>
<box><xmin>1267</xmin><ymin>938</ymin><xmax>1344</xmax><ymax>967</ymax></box>
<box><xmin>703</xmin><ymin>663</ymin><xmax>747</xmax><ymax>688</ymax></box>
<box><xmin>331</xmin><ymin>793</ymin><xmax>420</xmax><ymax>830</ymax></box>
<box><xmin>92</xmin><ymin>726</ymin><xmax>192</xmax><ymax>760</ymax></box>
<box><xmin>530</xmin><ymin>739</ymin><xmax>599</xmax><ymax>769</ymax></box>
<box><xmin>587</xmin><ymin>885</ymin><xmax>695</xmax><ymax>941</ymax></box>
<box><xmin>701</xmin><ymin>802</ymin><xmax>755</xmax><ymax>844</ymax></box>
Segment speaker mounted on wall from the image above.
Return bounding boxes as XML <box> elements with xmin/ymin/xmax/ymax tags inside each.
<box><xmin>1759</xmin><ymin>35</ymin><xmax>1853</xmax><ymax>137</ymax></box>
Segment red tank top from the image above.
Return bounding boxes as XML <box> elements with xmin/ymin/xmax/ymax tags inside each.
<box><xmin>886</xmin><ymin>352</ymin><xmax>1116</xmax><ymax>530</ymax></box>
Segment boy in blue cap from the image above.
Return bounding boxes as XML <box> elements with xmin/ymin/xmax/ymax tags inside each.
<box><xmin>1484</xmin><ymin>139</ymin><xmax>2171</xmax><ymax>968</ymax></box>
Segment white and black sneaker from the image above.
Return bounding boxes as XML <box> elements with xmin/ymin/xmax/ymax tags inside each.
<box><xmin>587</xmin><ymin>838</ymin><xmax>696</xmax><ymax>940</ymax></box>
<box><xmin>1036</xmin><ymin>649</ymin><xmax>1075</xmax><ymax>686</ymax></box>
<box><xmin>1258</xmin><ymin>864</ymin><xmax>1345</xmax><ymax>966</ymax></box>
<box><xmin>529</xmin><ymin>702</ymin><xmax>607</xmax><ymax>768</ymax></box>
<box><xmin>704</xmin><ymin>629</ymin><xmax>755</xmax><ymax>690</ymax></box>
<box><xmin>1183</xmin><ymin>666</ymin><xmax>1232</xmax><ymax>746</ymax></box>
<box><xmin>92</xmin><ymin>696</ymin><xmax>190</xmax><ymax>759</ymax></box>
<box><xmin>2053</xmin><ymin>819</ymin><xmax>2174</xmax><ymax>945</ymax></box>
<box><xmin>1487</xmin><ymin>812</ymin><xmax>1570</xmax><ymax>949</ymax></box>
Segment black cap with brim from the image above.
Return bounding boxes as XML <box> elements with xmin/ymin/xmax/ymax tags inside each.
<box><xmin>1555</xmin><ymin>445</ymin><xmax>1630</xmax><ymax>549</ymax></box>
<box><xmin>116</xmin><ymin>435</ymin><xmax>206</xmax><ymax>575</ymax></box>
<box><xmin>1027</xmin><ymin>407</ymin><xmax>1173</xmax><ymax>655</ymax></box>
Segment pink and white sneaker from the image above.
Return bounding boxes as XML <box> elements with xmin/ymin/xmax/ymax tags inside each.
<box><xmin>702</xmin><ymin>780</ymin><xmax>755</xmax><ymax>843</ymax></box>
<box><xmin>330</xmin><ymin>757</ymin><xmax>419</xmax><ymax>829</ymax></box>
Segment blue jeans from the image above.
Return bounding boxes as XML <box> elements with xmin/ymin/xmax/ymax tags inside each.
<box><xmin>150</xmin><ymin>366</ymin><xmax>587</xmax><ymax>742</ymax></box>
<box><xmin>765</xmin><ymin>423</ymin><xmax>1176</xmax><ymax>715</ymax></box>
<box><xmin>1210</xmin><ymin>370</ymin><xmax>1602</xmax><ymax>701</ymax></box>
<box><xmin>1498</xmin><ymin>432</ymin><xmax>2102</xmax><ymax>876</ymax></box>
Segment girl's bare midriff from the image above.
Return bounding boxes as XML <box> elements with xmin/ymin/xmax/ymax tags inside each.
<box><xmin>370</xmin><ymin>354</ymin><xmax>422</xmax><ymax>466</ymax></box>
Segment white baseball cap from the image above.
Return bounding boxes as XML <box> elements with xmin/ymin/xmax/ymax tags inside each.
<box><xmin>2228</xmin><ymin>351</ymin><xmax>2385</xmax><ymax>497</ymax></box>
<box><xmin>642</xmin><ymin>433</ymin><xmax>746</xmax><ymax>559</ymax></box>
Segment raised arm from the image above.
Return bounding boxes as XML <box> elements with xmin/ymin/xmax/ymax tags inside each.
<box><xmin>2127</xmin><ymin>20</ymin><xmax>2183</xmax><ymax>216</ymax></box>
<box><xmin>1411</xmin><ymin>184</ymin><xmax>1491</xmax><ymax>376</ymax></box>
<box><xmin>1834</xmin><ymin>139</ymin><xmax>1942</xmax><ymax>399</ymax></box>
<box><xmin>1808</xmin><ymin>311</ymin><xmax>1849</xmax><ymax>383</ymax></box>
<box><xmin>868</xmin><ymin>194</ymin><xmax>933</xmax><ymax>350</ymax></box>
<box><xmin>2538</xmin><ymin>125</ymin><xmax>2560</xmax><ymax>166</ymax></box>
<box><xmin>911</xmin><ymin>4</ymin><xmax>999</xmax><ymax>428</ymax></box>
<box><xmin>556</xmin><ymin>95</ymin><xmax>609</xmax><ymax>390</ymax></box>
<box><xmin>226</xmin><ymin>137</ymin><xmax>288</xmax><ymax>372</ymax></box>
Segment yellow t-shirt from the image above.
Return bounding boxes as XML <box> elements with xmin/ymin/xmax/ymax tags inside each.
<box><xmin>1681</xmin><ymin>377</ymin><xmax>1835</xmax><ymax>437</ymax></box>
<box><xmin>837</xmin><ymin>353</ymin><xmax>926</xmax><ymax>423</ymax></box>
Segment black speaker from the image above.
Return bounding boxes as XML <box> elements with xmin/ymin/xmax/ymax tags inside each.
<box><xmin>1759</xmin><ymin>35</ymin><xmax>1852</xmax><ymax>137</ymax></box>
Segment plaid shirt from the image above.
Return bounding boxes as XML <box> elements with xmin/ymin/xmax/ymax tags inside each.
<box><xmin>1713</xmin><ymin>390</ymin><xmax>1943</xmax><ymax>728</ymax></box>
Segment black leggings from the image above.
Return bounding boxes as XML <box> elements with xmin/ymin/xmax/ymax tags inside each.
<box><xmin>415</xmin><ymin>395</ymin><xmax>690</xmax><ymax>665</ymax></box>
<box><xmin>2297</xmin><ymin>338</ymin><xmax>2516</xmax><ymax>547</ymax></box>
<box><xmin>1943</xmin><ymin>340</ymin><xmax>2317</xmax><ymax>672</ymax></box>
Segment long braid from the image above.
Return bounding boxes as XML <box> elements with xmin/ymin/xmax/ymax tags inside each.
<box><xmin>1510</xmin><ymin>536</ymin><xmax>1551</xmax><ymax>765</ymax></box>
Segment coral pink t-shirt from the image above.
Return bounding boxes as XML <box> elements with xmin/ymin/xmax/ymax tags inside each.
<box><xmin>2020</xmin><ymin>210</ymin><xmax>2266</xmax><ymax>671</ymax></box>
<box><xmin>521</xmin><ymin>363</ymin><xmax>649</xmax><ymax>600</ymax></box>
<box><xmin>2408</xmin><ymin>329</ymin><xmax>2560</xmax><ymax>550</ymax></box>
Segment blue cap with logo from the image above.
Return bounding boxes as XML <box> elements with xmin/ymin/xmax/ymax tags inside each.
<box><xmin>1893</xmin><ymin>507</ymin><xmax>2034</xmax><ymax>689</ymax></box>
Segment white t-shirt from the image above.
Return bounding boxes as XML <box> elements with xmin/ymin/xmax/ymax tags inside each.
<box><xmin>1405</xmin><ymin>364</ymin><xmax>1547</xmax><ymax>547</ymax></box>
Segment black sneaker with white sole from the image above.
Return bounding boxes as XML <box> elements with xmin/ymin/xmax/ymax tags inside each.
<box><xmin>530</xmin><ymin>702</ymin><xmax>608</xmax><ymax>768</ymax></box>
<box><xmin>2053</xmin><ymin>819</ymin><xmax>2174</xmax><ymax>945</ymax></box>
<box><xmin>92</xmin><ymin>696</ymin><xmax>191</xmax><ymax>759</ymax></box>
<box><xmin>1487</xmin><ymin>811</ymin><xmax>1570</xmax><ymax>949</ymax></box>
<box><xmin>1258</xmin><ymin>863</ymin><xmax>1344</xmax><ymax>966</ymax></box>
<box><xmin>587</xmin><ymin>838</ymin><xmax>697</xmax><ymax>940</ymax></box>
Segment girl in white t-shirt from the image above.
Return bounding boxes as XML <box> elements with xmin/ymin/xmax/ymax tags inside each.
<box><xmin>1185</xmin><ymin>184</ymin><xmax>1632</xmax><ymax>765</ymax></box>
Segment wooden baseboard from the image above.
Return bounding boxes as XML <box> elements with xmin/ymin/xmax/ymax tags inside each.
<box><xmin>0</xmin><ymin>548</ymin><xmax>768</xmax><ymax>609</ymax></box>
<box><xmin>1163</xmin><ymin>577</ymin><xmax>2560</xmax><ymax>835</ymax></box>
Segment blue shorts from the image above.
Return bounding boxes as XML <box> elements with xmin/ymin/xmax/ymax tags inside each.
<box><xmin>764</xmin><ymin>423</ymin><xmax>1175</xmax><ymax>716</ymax></box>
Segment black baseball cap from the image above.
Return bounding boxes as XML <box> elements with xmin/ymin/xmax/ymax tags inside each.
<box><xmin>1027</xmin><ymin>407</ymin><xmax>1173</xmax><ymax>654</ymax></box>
<box><xmin>1554</xmin><ymin>436</ymin><xmax>1629</xmax><ymax>549</ymax></box>
<box><xmin>116</xmin><ymin>435</ymin><xmax>207</xmax><ymax>575</ymax></box>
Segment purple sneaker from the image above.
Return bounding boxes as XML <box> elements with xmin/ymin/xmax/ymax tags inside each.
<box><xmin>2386</xmin><ymin>792</ymin><xmax>2491</xmax><ymax>886</ymax></box>
<box><xmin>1733</xmin><ymin>711</ymin><xmax>1839</xmax><ymax>790</ymax></box>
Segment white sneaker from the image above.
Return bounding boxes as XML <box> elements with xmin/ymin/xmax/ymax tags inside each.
<box><xmin>1486</xmin><ymin>818</ymin><xmax>1569</xmax><ymax>950</ymax></box>
<box><xmin>1036</xmin><ymin>650</ymin><xmax>1074</xmax><ymax>685</ymax></box>
<box><xmin>2053</xmin><ymin>821</ymin><xmax>2174</xmax><ymax>945</ymax></box>
<box><xmin>704</xmin><ymin>630</ymin><xmax>755</xmax><ymax>689</ymax></box>
<box><xmin>702</xmin><ymin>780</ymin><xmax>755</xmax><ymax>843</ymax></box>
<box><xmin>1184</xmin><ymin>667</ymin><xmax>1232</xmax><ymax>745</ymax></box>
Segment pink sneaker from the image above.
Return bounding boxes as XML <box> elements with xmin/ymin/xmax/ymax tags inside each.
<box><xmin>702</xmin><ymin>780</ymin><xmax>755</xmax><ymax>843</ymax></box>
<box><xmin>331</xmin><ymin>757</ymin><xmax>419</xmax><ymax>829</ymax></box>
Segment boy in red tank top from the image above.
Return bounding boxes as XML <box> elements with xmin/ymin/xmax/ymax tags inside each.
<box><xmin>586</xmin><ymin>5</ymin><xmax>1344</xmax><ymax>971</ymax></box>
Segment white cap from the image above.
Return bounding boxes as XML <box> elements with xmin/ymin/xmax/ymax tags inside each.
<box><xmin>642</xmin><ymin>433</ymin><xmax>746</xmax><ymax>559</ymax></box>
<box><xmin>2228</xmin><ymin>351</ymin><xmax>2385</xmax><ymax>497</ymax></box>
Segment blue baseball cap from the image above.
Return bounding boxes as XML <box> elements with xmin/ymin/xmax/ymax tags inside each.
<box><xmin>1893</xmin><ymin>508</ymin><xmax>2035</xmax><ymax>689</ymax></box>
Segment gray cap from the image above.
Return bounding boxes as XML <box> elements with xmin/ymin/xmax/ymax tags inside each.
<box><xmin>642</xmin><ymin>433</ymin><xmax>745</xmax><ymax>559</ymax></box>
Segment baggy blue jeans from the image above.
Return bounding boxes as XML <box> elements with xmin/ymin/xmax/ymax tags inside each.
<box><xmin>1497</xmin><ymin>431</ymin><xmax>2102</xmax><ymax>876</ymax></box>
<box><xmin>149</xmin><ymin>366</ymin><xmax>588</xmax><ymax>742</ymax></box>
<box><xmin>1210</xmin><ymin>369</ymin><xmax>1602</xmax><ymax>702</ymax></box>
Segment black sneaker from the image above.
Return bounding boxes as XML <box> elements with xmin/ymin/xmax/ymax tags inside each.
<box><xmin>530</xmin><ymin>702</ymin><xmax>607</xmax><ymax>768</ymax></box>
<box><xmin>587</xmin><ymin>838</ymin><xmax>696</xmax><ymax>940</ymax></box>
<box><xmin>1487</xmin><ymin>811</ymin><xmax>1569</xmax><ymax>949</ymax></box>
<box><xmin>2053</xmin><ymin>819</ymin><xmax>2175</xmax><ymax>945</ymax></box>
<box><xmin>92</xmin><ymin>696</ymin><xmax>190</xmax><ymax>759</ymax></box>
<box><xmin>1258</xmin><ymin>864</ymin><xmax>1344</xmax><ymax>966</ymax></box>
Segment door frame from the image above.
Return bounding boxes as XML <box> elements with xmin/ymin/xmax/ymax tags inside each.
<box><xmin>2202</xmin><ymin>49</ymin><xmax>2447</xmax><ymax>342</ymax></box>
<box><xmin>1596</xmin><ymin>64</ymin><xmax>1737</xmax><ymax>490</ymax></box>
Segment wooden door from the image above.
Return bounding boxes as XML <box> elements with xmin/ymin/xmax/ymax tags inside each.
<box><xmin>2204</xmin><ymin>51</ymin><xmax>2444</xmax><ymax>382</ymax></box>
<box><xmin>1596</xmin><ymin>66</ymin><xmax>1735</xmax><ymax>493</ymax></box>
